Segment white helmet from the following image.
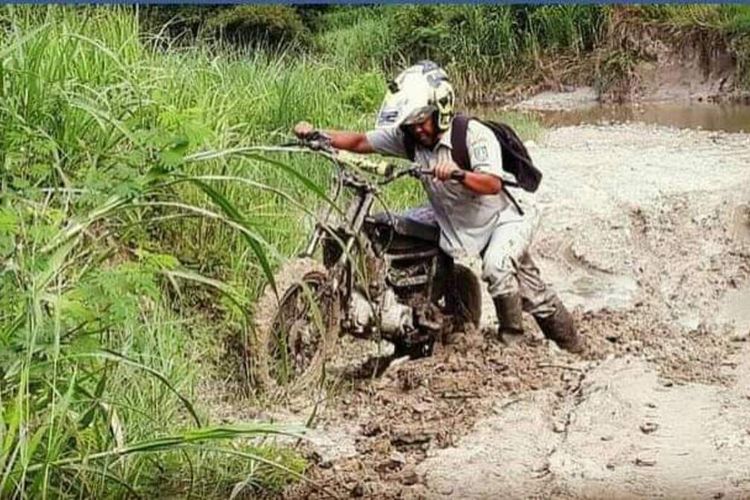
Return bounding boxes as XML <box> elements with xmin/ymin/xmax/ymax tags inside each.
<box><xmin>375</xmin><ymin>60</ymin><xmax>455</xmax><ymax>132</ymax></box>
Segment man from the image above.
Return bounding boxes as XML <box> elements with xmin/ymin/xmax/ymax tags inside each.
<box><xmin>293</xmin><ymin>60</ymin><xmax>583</xmax><ymax>353</ymax></box>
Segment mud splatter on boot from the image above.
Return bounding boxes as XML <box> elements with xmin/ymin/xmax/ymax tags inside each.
<box><xmin>534</xmin><ymin>299</ymin><xmax>583</xmax><ymax>353</ymax></box>
<box><xmin>492</xmin><ymin>294</ymin><xmax>525</xmax><ymax>346</ymax></box>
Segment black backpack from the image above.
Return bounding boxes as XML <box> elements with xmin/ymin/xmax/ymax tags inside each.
<box><xmin>404</xmin><ymin>114</ymin><xmax>543</xmax><ymax>192</ymax></box>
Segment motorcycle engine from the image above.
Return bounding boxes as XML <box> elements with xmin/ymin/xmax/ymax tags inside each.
<box><xmin>350</xmin><ymin>288</ymin><xmax>413</xmax><ymax>336</ymax></box>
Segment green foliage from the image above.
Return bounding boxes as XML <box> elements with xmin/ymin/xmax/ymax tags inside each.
<box><xmin>341</xmin><ymin>71</ymin><xmax>387</xmax><ymax>113</ymax></box>
<box><xmin>520</xmin><ymin>5</ymin><xmax>605</xmax><ymax>55</ymax></box>
<box><xmin>630</xmin><ymin>4</ymin><xmax>750</xmax><ymax>32</ymax></box>
<box><xmin>724</xmin><ymin>6</ymin><xmax>750</xmax><ymax>35</ymax></box>
<box><xmin>316</xmin><ymin>12</ymin><xmax>397</xmax><ymax>70</ymax></box>
<box><xmin>594</xmin><ymin>49</ymin><xmax>640</xmax><ymax>100</ymax></box>
<box><xmin>8</xmin><ymin>4</ymin><xmax>750</xmax><ymax>498</ymax></box>
<box><xmin>316</xmin><ymin>5</ymin><xmax>606</xmax><ymax>93</ymax></box>
<box><xmin>140</xmin><ymin>5</ymin><xmax>314</xmax><ymax>51</ymax></box>
<box><xmin>205</xmin><ymin>5</ymin><xmax>311</xmax><ymax>50</ymax></box>
<box><xmin>0</xmin><ymin>6</ymin><xmax>336</xmax><ymax>498</ymax></box>
<box><xmin>315</xmin><ymin>5</ymin><xmax>750</xmax><ymax>95</ymax></box>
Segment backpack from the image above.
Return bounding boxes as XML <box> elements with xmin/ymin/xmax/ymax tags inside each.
<box><xmin>404</xmin><ymin>114</ymin><xmax>543</xmax><ymax>192</ymax></box>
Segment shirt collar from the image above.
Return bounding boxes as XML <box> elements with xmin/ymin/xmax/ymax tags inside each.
<box><xmin>432</xmin><ymin>125</ymin><xmax>453</xmax><ymax>152</ymax></box>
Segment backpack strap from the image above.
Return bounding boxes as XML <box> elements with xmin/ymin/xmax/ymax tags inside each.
<box><xmin>449</xmin><ymin>114</ymin><xmax>471</xmax><ymax>171</ymax></box>
<box><xmin>450</xmin><ymin>114</ymin><xmax>525</xmax><ymax>216</ymax></box>
<box><xmin>403</xmin><ymin>130</ymin><xmax>416</xmax><ymax>162</ymax></box>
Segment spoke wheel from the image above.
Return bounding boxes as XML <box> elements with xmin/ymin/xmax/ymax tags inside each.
<box><xmin>251</xmin><ymin>259</ymin><xmax>339</xmax><ymax>393</ymax></box>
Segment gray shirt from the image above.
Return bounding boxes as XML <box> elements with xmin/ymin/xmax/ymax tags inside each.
<box><xmin>366</xmin><ymin>121</ymin><xmax>521</xmax><ymax>258</ymax></box>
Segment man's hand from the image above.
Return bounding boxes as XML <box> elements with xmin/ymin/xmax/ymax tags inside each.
<box><xmin>293</xmin><ymin>121</ymin><xmax>315</xmax><ymax>139</ymax></box>
<box><xmin>292</xmin><ymin>123</ymin><xmax>374</xmax><ymax>154</ymax></box>
<box><xmin>434</xmin><ymin>161</ymin><xmax>461</xmax><ymax>181</ymax></box>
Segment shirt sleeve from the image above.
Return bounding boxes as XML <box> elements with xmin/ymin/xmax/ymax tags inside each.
<box><xmin>365</xmin><ymin>127</ymin><xmax>408</xmax><ymax>159</ymax></box>
<box><xmin>466</xmin><ymin>121</ymin><xmax>515</xmax><ymax>183</ymax></box>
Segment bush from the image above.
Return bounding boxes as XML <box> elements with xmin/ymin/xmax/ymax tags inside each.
<box><xmin>205</xmin><ymin>5</ymin><xmax>311</xmax><ymax>50</ymax></box>
<box><xmin>316</xmin><ymin>10</ymin><xmax>397</xmax><ymax>70</ymax></box>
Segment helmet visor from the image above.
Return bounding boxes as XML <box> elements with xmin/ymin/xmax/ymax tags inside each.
<box><xmin>402</xmin><ymin>105</ymin><xmax>436</xmax><ymax>126</ymax></box>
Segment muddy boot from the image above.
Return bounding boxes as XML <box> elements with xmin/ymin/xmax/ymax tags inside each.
<box><xmin>492</xmin><ymin>294</ymin><xmax>525</xmax><ymax>346</ymax></box>
<box><xmin>534</xmin><ymin>299</ymin><xmax>583</xmax><ymax>353</ymax></box>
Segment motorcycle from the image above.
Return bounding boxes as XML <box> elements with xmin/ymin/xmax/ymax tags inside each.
<box><xmin>250</xmin><ymin>134</ymin><xmax>482</xmax><ymax>392</ymax></box>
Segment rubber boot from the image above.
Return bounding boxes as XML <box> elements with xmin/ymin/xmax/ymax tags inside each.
<box><xmin>492</xmin><ymin>294</ymin><xmax>525</xmax><ymax>346</ymax></box>
<box><xmin>534</xmin><ymin>299</ymin><xmax>583</xmax><ymax>353</ymax></box>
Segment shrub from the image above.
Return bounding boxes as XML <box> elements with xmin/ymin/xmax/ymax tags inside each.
<box><xmin>205</xmin><ymin>6</ymin><xmax>311</xmax><ymax>50</ymax></box>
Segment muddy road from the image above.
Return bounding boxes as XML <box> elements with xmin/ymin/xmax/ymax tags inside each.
<box><xmin>212</xmin><ymin>118</ymin><xmax>750</xmax><ymax>498</ymax></box>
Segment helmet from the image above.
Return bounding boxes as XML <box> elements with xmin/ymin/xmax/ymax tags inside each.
<box><xmin>375</xmin><ymin>60</ymin><xmax>455</xmax><ymax>132</ymax></box>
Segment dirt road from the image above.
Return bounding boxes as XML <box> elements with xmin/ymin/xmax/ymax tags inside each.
<box><xmin>212</xmin><ymin>120</ymin><xmax>750</xmax><ymax>498</ymax></box>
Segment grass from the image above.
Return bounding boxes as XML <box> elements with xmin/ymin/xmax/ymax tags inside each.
<box><xmin>314</xmin><ymin>5</ymin><xmax>750</xmax><ymax>99</ymax></box>
<box><xmin>4</xmin><ymin>4</ymin><xmax>515</xmax><ymax>497</ymax></box>
<box><xmin>313</xmin><ymin>5</ymin><xmax>607</xmax><ymax>100</ymax></box>
<box><xmin>0</xmin><ymin>5</ymin><xmax>360</xmax><ymax>498</ymax></box>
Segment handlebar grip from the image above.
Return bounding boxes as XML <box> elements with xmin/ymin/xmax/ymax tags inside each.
<box><xmin>337</xmin><ymin>151</ymin><xmax>395</xmax><ymax>177</ymax></box>
<box><xmin>450</xmin><ymin>170</ymin><xmax>467</xmax><ymax>181</ymax></box>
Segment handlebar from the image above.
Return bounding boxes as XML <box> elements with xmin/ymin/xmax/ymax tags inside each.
<box><xmin>336</xmin><ymin>150</ymin><xmax>396</xmax><ymax>178</ymax></box>
<box><xmin>293</xmin><ymin>133</ymin><xmax>466</xmax><ymax>183</ymax></box>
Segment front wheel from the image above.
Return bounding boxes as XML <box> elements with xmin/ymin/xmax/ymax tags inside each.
<box><xmin>250</xmin><ymin>258</ymin><xmax>340</xmax><ymax>394</ymax></box>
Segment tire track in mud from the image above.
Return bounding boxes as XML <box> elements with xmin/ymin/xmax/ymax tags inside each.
<box><xmin>596</xmin><ymin>192</ymin><xmax>747</xmax><ymax>384</ymax></box>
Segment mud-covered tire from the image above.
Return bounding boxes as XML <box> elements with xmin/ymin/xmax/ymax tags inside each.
<box><xmin>250</xmin><ymin>258</ymin><xmax>340</xmax><ymax>394</ymax></box>
<box><xmin>445</xmin><ymin>263</ymin><xmax>482</xmax><ymax>328</ymax></box>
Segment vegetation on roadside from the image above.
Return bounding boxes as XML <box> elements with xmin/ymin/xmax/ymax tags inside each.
<box><xmin>0</xmin><ymin>6</ymin><xmax>353</xmax><ymax>498</ymax></box>
<box><xmin>142</xmin><ymin>4</ymin><xmax>750</xmax><ymax>101</ymax></box>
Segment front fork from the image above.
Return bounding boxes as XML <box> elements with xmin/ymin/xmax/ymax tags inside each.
<box><xmin>300</xmin><ymin>190</ymin><xmax>376</xmax><ymax>330</ymax></box>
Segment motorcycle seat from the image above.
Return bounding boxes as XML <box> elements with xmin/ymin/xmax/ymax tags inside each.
<box><xmin>370</xmin><ymin>211</ymin><xmax>440</xmax><ymax>244</ymax></box>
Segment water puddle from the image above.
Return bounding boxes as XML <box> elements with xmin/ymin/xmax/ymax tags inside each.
<box><xmin>481</xmin><ymin>100</ymin><xmax>750</xmax><ymax>133</ymax></box>
<box><xmin>539</xmin><ymin>258</ymin><xmax>639</xmax><ymax>313</ymax></box>
<box><xmin>561</xmin><ymin>273</ymin><xmax>639</xmax><ymax>313</ymax></box>
<box><xmin>533</xmin><ymin>102</ymin><xmax>750</xmax><ymax>133</ymax></box>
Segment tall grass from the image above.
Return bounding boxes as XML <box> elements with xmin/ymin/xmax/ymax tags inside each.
<box><xmin>0</xmin><ymin>5</ymin><xmax>367</xmax><ymax>497</ymax></box>
<box><xmin>314</xmin><ymin>5</ymin><xmax>750</xmax><ymax>99</ymax></box>
<box><xmin>315</xmin><ymin>5</ymin><xmax>606</xmax><ymax>99</ymax></box>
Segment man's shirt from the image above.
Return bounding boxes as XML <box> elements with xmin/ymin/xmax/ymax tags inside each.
<box><xmin>366</xmin><ymin>121</ymin><xmax>519</xmax><ymax>257</ymax></box>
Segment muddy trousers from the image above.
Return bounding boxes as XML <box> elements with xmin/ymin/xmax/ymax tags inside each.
<box><xmin>402</xmin><ymin>204</ymin><xmax>560</xmax><ymax>318</ymax></box>
<box><xmin>480</xmin><ymin>215</ymin><xmax>558</xmax><ymax>319</ymax></box>
<box><xmin>481</xmin><ymin>215</ymin><xmax>582</xmax><ymax>352</ymax></box>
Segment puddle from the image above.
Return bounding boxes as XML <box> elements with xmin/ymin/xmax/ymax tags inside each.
<box><xmin>718</xmin><ymin>286</ymin><xmax>750</xmax><ymax>334</ymax></box>
<box><xmin>484</xmin><ymin>101</ymin><xmax>750</xmax><ymax>133</ymax></box>
<box><xmin>561</xmin><ymin>273</ymin><xmax>639</xmax><ymax>313</ymax></box>
<box><xmin>539</xmin><ymin>258</ymin><xmax>639</xmax><ymax>313</ymax></box>
<box><xmin>535</xmin><ymin>102</ymin><xmax>750</xmax><ymax>133</ymax></box>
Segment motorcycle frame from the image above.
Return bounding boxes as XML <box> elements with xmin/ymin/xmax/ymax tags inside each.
<box><xmin>298</xmin><ymin>162</ymin><xmax>446</xmax><ymax>337</ymax></box>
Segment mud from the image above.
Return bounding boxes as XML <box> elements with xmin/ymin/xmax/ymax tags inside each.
<box><xmin>720</xmin><ymin>285</ymin><xmax>750</xmax><ymax>336</ymax></box>
<box><xmin>204</xmin><ymin>120</ymin><xmax>750</xmax><ymax>498</ymax></box>
<box><xmin>422</xmin><ymin>353</ymin><xmax>750</xmax><ymax>499</ymax></box>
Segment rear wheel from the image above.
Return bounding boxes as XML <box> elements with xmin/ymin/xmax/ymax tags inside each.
<box><xmin>250</xmin><ymin>259</ymin><xmax>340</xmax><ymax>393</ymax></box>
<box><xmin>445</xmin><ymin>263</ymin><xmax>482</xmax><ymax>328</ymax></box>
